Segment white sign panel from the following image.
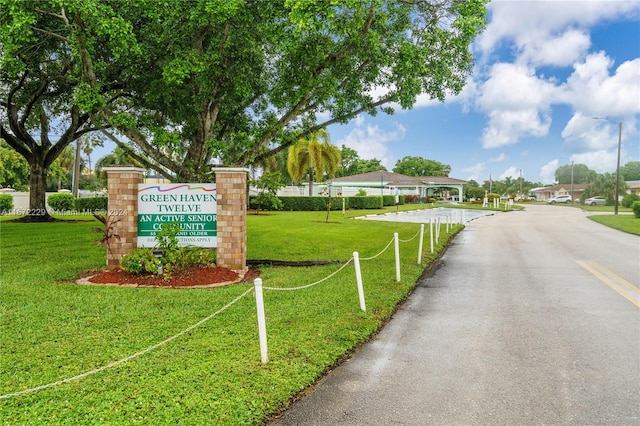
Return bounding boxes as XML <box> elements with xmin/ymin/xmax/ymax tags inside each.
<box><xmin>137</xmin><ymin>184</ymin><xmax>217</xmax><ymax>248</ymax></box>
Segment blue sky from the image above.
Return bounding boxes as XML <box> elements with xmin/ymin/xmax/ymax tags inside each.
<box><xmin>328</xmin><ymin>0</ymin><xmax>640</xmax><ymax>184</ymax></box>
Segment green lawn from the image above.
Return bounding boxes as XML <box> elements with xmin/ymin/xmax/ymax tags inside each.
<box><xmin>587</xmin><ymin>213</ymin><xmax>640</xmax><ymax>235</ymax></box>
<box><xmin>0</xmin><ymin>207</ymin><xmax>462</xmax><ymax>424</ymax></box>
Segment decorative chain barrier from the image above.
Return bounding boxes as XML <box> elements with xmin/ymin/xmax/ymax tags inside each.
<box><xmin>359</xmin><ymin>237</ymin><xmax>395</xmax><ymax>261</ymax></box>
<box><xmin>262</xmin><ymin>258</ymin><xmax>354</xmax><ymax>291</ymax></box>
<box><xmin>253</xmin><ymin>223</ymin><xmax>450</xmax><ymax>363</ymax></box>
<box><xmin>0</xmin><ymin>287</ymin><xmax>255</xmax><ymax>400</ymax></box>
<box><xmin>397</xmin><ymin>228</ymin><xmax>422</xmax><ymax>243</ymax></box>
<box><xmin>4</xmin><ymin>222</ymin><xmax>456</xmax><ymax>394</ymax></box>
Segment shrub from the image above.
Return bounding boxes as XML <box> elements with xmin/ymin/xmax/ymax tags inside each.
<box><xmin>153</xmin><ymin>222</ymin><xmax>218</xmax><ymax>279</ymax></box>
<box><xmin>404</xmin><ymin>194</ymin><xmax>420</xmax><ymax>204</ymax></box>
<box><xmin>252</xmin><ymin>172</ymin><xmax>284</xmax><ymax>213</ymax></box>
<box><xmin>348</xmin><ymin>195</ymin><xmax>383</xmax><ymax>209</ymax></box>
<box><xmin>255</xmin><ymin>195</ymin><xmax>388</xmax><ymax>211</ymax></box>
<box><xmin>75</xmin><ymin>196</ymin><xmax>108</xmax><ymax>212</ymax></box>
<box><xmin>632</xmin><ymin>201</ymin><xmax>640</xmax><ymax>218</ymax></box>
<box><xmin>355</xmin><ymin>189</ymin><xmax>367</xmax><ymax>197</ymax></box>
<box><xmin>279</xmin><ymin>196</ymin><xmax>335</xmax><ymax>211</ymax></box>
<box><xmin>47</xmin><ymin>193</ymin><xmax>75</xmax><ymax>211</ymax></box>
<box><xmin>382</xmin><ymin>195</ymin><xmax>395</xmax><ymax>206</ymax></box>
<box><xmin>253</xmin><ymin>192</ymin><xmax>283</xmax><ymax>213</ymax></box>
<box><xmin>121</xmin><ymin>248</ymin><xmax>160</xmax><ymax>274</ymax></box>
<box><xmin>621</xmin><ymin>193</ymin><xmax>640</xmax><ymax>208</ymax></box>
<box><xmin>0</xmin><ymin>194</ymin><xmax>13</xmax><ymax>214</ymax></box>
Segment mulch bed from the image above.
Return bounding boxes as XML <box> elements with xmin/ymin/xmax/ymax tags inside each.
<box><xmin>79</xmin><ymin>266</ymin><xmax>260</xmax><ymax>288</ymax></box>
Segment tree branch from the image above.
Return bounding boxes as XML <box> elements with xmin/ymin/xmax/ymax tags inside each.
<box><xmin>100</xmin><ymin>129</ymin><xmax>174</xmax><ymax>180</ymax></box>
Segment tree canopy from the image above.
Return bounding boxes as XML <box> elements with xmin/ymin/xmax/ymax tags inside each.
<box><xmin>554</xmin><ymin>164</ymin><xmax>597</xmax><ymax>184</ymax></box>
<box><xmin>583</xmin><ymin>172</ymin><xmax>627</xmax><ymax>200</ymax></box>
<box><xmin>2</xmin><ymin>0</ymin><xmax>488</xmax><ymax>193</ymax></box>
<box><xmin>0</xmin><ymin>0</ymin><xmax>142</xmax><ymax>219</ymax></box>
<box><xmin>336</xmin><ymin>145</ymin><xmax>386</xmax><ymax>177</ymax></box>
<box><xmin>620</xmin><ymin>161</ymin><xmax>640</xmax><ymax>181</ymax></box>
<box><xmin>393</xmin><ymin>155</ymin><xmax>451</xmax><ymax>177</ymax></box>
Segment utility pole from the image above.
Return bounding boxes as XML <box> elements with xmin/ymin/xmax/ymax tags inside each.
<box><xmin>72</xmin><ymin>137</ymin><xmax>82</xmax><ymax>197</ymax></box>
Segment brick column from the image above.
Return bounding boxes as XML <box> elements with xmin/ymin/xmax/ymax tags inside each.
<box><xmin>104</xmin><ymin>167</ymin><xmax>146</xmax><ymax>269</ymax></box>
<box><xmin>213</xmin><ymin>168</ymin><xmax>249</xmax><ymax>274</ymax></box>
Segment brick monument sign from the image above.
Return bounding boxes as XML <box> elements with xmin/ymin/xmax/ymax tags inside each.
<box><xmin>103</xmin><ymin>166</ymin><xmax>248</xmax><ymax>275</ymax></box>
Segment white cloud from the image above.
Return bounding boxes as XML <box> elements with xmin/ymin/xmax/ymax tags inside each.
<box><xmin>540</xmin><ymin>159</ymin><xmax>560</xmax><ymax>184</ymax></box>
<box><xmin>462</xmin><ymin>162</ymin><xmax>485</xmax><ymax>181</ymax></box>
<box><xmin>499</xmin><ymin>165</ymin><xmax>519</xmax><ymax>180</ymax></box>
<box><xmin>562</xmin><ymin>112</ymin><xmax>618</xmax><ymax>152</ymax></box>
<box><xmin>477</xmin><ymin>63</ymin><xmax>555</xmax><ymax>148</ymax></box>
<box><xmin>518</xmin><ymin>29</ymin><xmax>591</xmax><ymax>67</ymax></box>
<box><xmin>478</xmin><ymin>1</ymin><xmax>640</xmax><ymax>62</ymax></box>
<box><xmin>561</xmin><ymin>54</ymin><xmax>640</xmax><ymax>117</ymax></box>
<box><xmin>558</xmin><ymin>55</ymin><xmax>640</xmax><ymax>162</ymax></box>
<box><xmin>337</xmin><ymin>116</ymin><xmax>406</xmax><ymax>170</ymax></box>
<box><xmin>571</xmin><ymin>150</ymin><xmax>619</xmax><ymax>173</ymax></box>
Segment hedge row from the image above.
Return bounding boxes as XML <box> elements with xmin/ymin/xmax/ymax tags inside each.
<box><xmin>45</xmin><ymin>194</ymin><xmax>108</xmax><ymax>212</ymax></box>
<box><xmin>75</xmin><ymin>196</ymin><xmax>108</xmax><ymax>211</ymax></box>
<box><xmin>249</xmin><ymin>195</ymin><xmax>407</xmax><ymax>211</ymax></box>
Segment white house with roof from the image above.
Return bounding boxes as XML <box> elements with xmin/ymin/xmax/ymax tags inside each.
<box><xmin>327</xmin><ymin>171</ymin><xmax>467</xmax><ymax>202</ymax></box>
<box><xmin>530</xmin><ymin>180</ymin><xmax>640</xmax><ymax>201</ymax></box>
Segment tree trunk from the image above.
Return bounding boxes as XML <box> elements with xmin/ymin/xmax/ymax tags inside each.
<box><xmin>22</xmin><ymin>161</ymin><xmax>53</xmax><ymax>222</ymax></box>
<box><xmin>308</xmin><ymin>167</ymin><xmax>314</xmax><ymax>196</ymax></box>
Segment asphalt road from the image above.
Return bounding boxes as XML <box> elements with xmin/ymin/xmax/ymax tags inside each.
<box><xmin>271</xmin><ymin>204</ymin><xmax>640</xmax><ymax>425</ymax></box>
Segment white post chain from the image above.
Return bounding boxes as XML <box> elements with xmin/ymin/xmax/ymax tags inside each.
<box><xmin>429</xmin><ymin>218</ymin><xmax>434</xmax><ymax>254</ymax></box>
<box><xmin>417</xmin><ymin>224</ymin><xmax>424</xmax><ymax>264</ymax></box>
<box><xmin>436</xmin><ymin>217</ymin><xmax>440</xmax><ymax>244</ymax></box>
<box><xmin>353</xmin><ymin>252</ymin><xmax>366</xmax><ymax>312</ymax></box>
<box><xmin>394</xmin><ymin>232</ymin><xmax>401</xmax><ymax>282</ymax></box>
<box><xmin>253</xmin><ymin>278</ymin><xmax>268</xmax><ymax>364</ymax></box>
<box><xmin>446</xmin><ymin>214</ymin><xmax>450</xmax><ymax>233</ymax></box>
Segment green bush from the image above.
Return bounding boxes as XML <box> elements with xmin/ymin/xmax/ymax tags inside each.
<box><xmin>383</xmin><ymin>195</ymin><xmax>405</xmax><ymax>206</ymax></box>
<box><xmin>279</xmin><ymin>196</ymin><xmax>335</xmax><ymax>211</ymax></box>
<box><xmin>47</xmin><ymin>193</ymin><xmax>75</xmax><ymax>211</ymax></box>
<box><xmin>0</xmin><ymin>194</ymin><xmax>13</xmax><ymax>213</ymax></box>
<box><xmin>121</xmin><ymin>248</ymin><xmax>160</xmax><ymax>275</ymax></box>
<box><xmin>253</xmin><ymin>195</ymin><xmax>388</xmax><ymax>211</ymax></box>
<box><xmin>621</xmin><ymin>193</ymin><xmax>640</xmax><ymax>208</ymax></box>
<box><xmin>75</xmin><ymin>196</ymin><xmax>108</xmax><ymax>212</ymax></box>
<box><xmin>632</xmin><ymin>201</ymin><xmax>640</xmax><ymax>218</ymax></box>
<box><xmin>348</xmin><ymin>195</ymin><xmax>383</xmax><ymax>209</ymax></box>
<box><xmin>152</xmin><ymin>222</ymin><xmax>218</xmax><ymax>278</ymax></box>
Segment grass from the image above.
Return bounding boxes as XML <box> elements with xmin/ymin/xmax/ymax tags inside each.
<box><xmin>587</xmin><ymin>213</ymin><xmax>640</xmax><ymax>235</ymax></box>
<box><xmin>0</xmin><ymin>207</ymin><xmax>462</xmax><ymax>424</ymax></box>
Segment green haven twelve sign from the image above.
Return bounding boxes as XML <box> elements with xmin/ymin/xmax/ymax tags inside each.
<box><xmin>137</xmin><ymin>184</ymin><xmax>217</xmax><ymax>248</ymax></box>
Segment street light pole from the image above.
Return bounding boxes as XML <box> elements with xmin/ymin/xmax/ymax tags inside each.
<box><xmin>593</xmin><ymin>117</ymin><xmax>622</xmax><ymax>215</ymax></box>
<box><xmin>570</xmin><ymin>161</ymin><xmax>574</xmax><ymax>204</ymax></box>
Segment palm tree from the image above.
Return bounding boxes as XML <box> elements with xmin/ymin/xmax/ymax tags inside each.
<box><xmin>287</xmin><ymin>130</ymin><xmax>341</xmax><ymax>196</ymax></box>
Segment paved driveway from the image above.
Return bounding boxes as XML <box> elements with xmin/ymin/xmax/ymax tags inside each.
<box><xmin>271</xmin><ymin>205</ymin><xmax>640</xmax><ymax>425</ymax></box>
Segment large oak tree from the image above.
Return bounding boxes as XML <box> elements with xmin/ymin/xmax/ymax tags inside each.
<box><xmin>2</xmin><ymin>0</ymin><xmax>488</xmax><ymax>199</ymax></box>
<box><xmin>0</xmin><ymin>0</ymin><xmax>143</xmax><ymax>220</ymax></box>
